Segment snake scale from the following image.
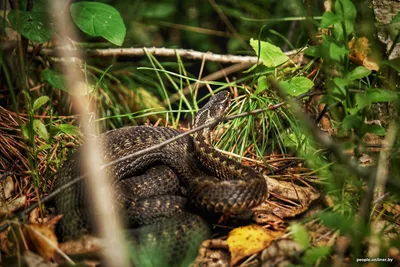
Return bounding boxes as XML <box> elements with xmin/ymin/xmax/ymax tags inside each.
<box><xmin>54</xmin><ymin>91</ymin><xmax>267</xmax><ymax>266</ymax></box>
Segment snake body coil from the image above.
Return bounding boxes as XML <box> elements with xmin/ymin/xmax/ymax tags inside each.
<box><xmin>54</xmin><ymin>91</ymin><xmax>267</xmax><ymax>266</ymax></box>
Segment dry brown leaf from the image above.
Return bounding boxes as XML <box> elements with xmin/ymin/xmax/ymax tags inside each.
<box><xmin>0</xmin><ymin>222</ymin><xmax>12</xmax><ymax>254</ymax></box>
<box><xmin>227</xmin><ymin>225</ymin><xmax>283</xmax><ymax>265</ymax></box>
<box><xmin>363</xmin><ymin>58</ymin><xmax>379</xmax><ymax>71</ymax></box>
<box><xmin>0</xmin><ymin>176</ymin><xmax>14</xmax><ymax>199</ymax></box>
<box><xmin>261</xmin><ymin>239</ymin><xmax>303</xmax><ymax>266</ymax></box>
<box><xmin>193</xmin><ymin>239</ymin><xmax>230</xmax><ymax>267</ymax></box>
<box><xmin>253</xmin><ymin>178</ymin><xmax>320</xmax><ymax>221</ymax></box>
<box><xmin>0</xmin><ymin>195</ymin><xmax>26</xmax><ymax>215</ymax></box>
<box><xmin>23</xmin><ymin>224</ymin><xmax>58</xmax><ymax>261</ymax></box>
<box><xmin>58</xmin><ymin>235</ymin><xmax>104</xmax><ymax>255</ymax></box>
<box><xmin>348</xmin><ymin>37</ymin><xmax>379</xmax><ymax>71</ymax></box>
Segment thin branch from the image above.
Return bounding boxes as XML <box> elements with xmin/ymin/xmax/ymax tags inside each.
<box><xmin>167</xmin><ymin>63</ymin><xmax>253</xmax><ymax>104</ymax></box>
<box><xmin>29</xmin><ymin>46</ymin><xmax>304</xmax><ymax>64</ymax></box>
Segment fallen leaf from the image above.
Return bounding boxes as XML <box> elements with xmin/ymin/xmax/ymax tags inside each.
<box><xmin>0</xmin><ymin>222</ymin><xmax>12</xmax><ymax>254</ymax></box>
<box><xmin>348</xmin><ymin>37</ymin><xmax>379</xmax><ymax>71</ymax></box>
<box><xmin>58</xmin><ymin>235</ymin><xmax>104</xmax><ymax>255</ymax></box>
<box><xmin>227</xmin><ymin>225</ymin><xmax>283</xmax><ymax>265</ymax></box>
<box><xmin>0</xmin><ymin>196</ymin><xmax>26</xmax><ymax>215</ymax></box>
<box><xmin>24</xmin><ymin>224</ymin><xmax>58</xmax><ymax>261</ymax></box>
<box><xmin>253</xmin><ymin>177</ymin><xmax>320</xmax><ymax>220</ymax></box>
<box><xmin>193</xmin><ymin>239</ymin><xmax>230</xmax><ymax>267</ymax></box>
<box><xmin>261</xmin><ymin>239</ymin><xmax>303</xmax><ymax>266</ymax></box>
<box><xmin>0</xmin><ymin>176</ymin><xmax>14</xmax><ymax>199</ymax></box>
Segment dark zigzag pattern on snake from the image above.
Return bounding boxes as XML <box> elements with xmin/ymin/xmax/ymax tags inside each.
<box><xmin>53</xmin><ymin>91</ymin><xmax>267</xmax><ymax>266</ymax></box>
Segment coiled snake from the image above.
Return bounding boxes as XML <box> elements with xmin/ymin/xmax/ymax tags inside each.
<box><xmin>54</xmin><ymin>91</ymin><xmax>267</xmax><ymax>266</ymax></box>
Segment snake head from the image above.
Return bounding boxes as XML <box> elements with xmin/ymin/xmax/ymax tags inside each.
<box><xmin>194</xmin><ymin>91</ymin><xmax>231</xmax><ymax>127</ymax></box>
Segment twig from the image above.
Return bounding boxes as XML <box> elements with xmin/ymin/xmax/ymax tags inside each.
<box><xmin>29</xmin><ymin>46</ymin><xmax>304</xmax><ymax>64</ymax></box>
<box><xmin>167</xmin><ymin>63</ymin><xmax>253</xmax><ymax>104</ymax></box>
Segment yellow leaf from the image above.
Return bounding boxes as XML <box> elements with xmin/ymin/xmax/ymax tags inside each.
<box><xmin>227</xmin><ymin>225</ymin><xmax>283</xmax><ymax>265</ymax></box>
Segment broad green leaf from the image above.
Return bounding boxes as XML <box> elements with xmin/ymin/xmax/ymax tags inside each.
<box><xmin>70</xmin><ymin>2</ymin><xmax>126</xmax><ymax>46</ymax></box>
<box><xmin>57</xmin><ymin>124</ymin><xmax>80</xmax><ymax>136</ymax></box>
<box><xmin>333</xmin><ymin>21</ymin><xmax>344</xmax><ymax>40</ymax></box>
<box><xmin>33</xmin><ymin>119</ymin><xmax>49</xmax><ymax>140</ymax></box>
<box><xmin>7</xmin><ymin>10</ymin><xmax>53</xmax><ymax>43</ymax></box>
<box><xmin>363</xmin><ymin>125</ymin><xmax>386</xmax><ymax>136</ymax></box>
<box><xmin>255</xmin><ymin>77</ymin><xmax>269</xmax><ymax>95</ymax></box>
<box><xmin>279</xmin><ymin>77</ymin><xmax>314</xmax><ymax>96</ymax></box>
<box><xmin>342</xmin><ymin>114</ymin><xmax>362</xmax><ymax>131</ymax></box>
<box><xmin>355</xmin><ymin>93</ymin><xmax>371</xmax><ymax>110</ymax></box>
<box><xmin>334</xmin><ymin>0</ymin><xmax>356</xmax><ymax>35</ymax></box>
<box><xmin>21</xmin><ymin>123</ymin><xmax>34</xmax><ymax>140</ymax></box>
<box><xmin>33</xmin><ymin>96</ymin><xmax>50</xmax><ymax>111</ymax></box>
<box><xmin>290</xmin><ymin>223</ymin><xmax>310</xmax><ymax>249</ymax></box>
<box><xmin>347</xmin><ymin>67</ymin><xmax>371</xmax><ymax>80</ymax></box>
<box><xmin>366</xmin><ymin>89</ymin><xmax>399</xmax><ymax>103</ymax></box>
<box><xmin>332</xmin><ymin>77</ymin><xmax>349</xmax><ymax>98</ymax></box>
<box><xmin>42</xmin><ymin>69</ymin><xmax>67</xmax><ymax>91</ymax></box>
<box><xmin>320</xmin><ymin>11</ymin><xmax>340</xmax><ymax>28</ymax></box>
<box><xmin>303</xmin><ymin>247</ymin><xmax>331</xmax><ymax>265</ymax></box>
<box><xmin>329</xmin><ymin>42</ymin><xmax>348</xmax><ymax>63</ymax></box>
<box><xmin>250</xmin><ymin>38</ymin><xmax>289</xmax><ymax>67</ymax></box>
<box><xmin>388</xmin><ymin>11</ymin><xmax>400</xmax><ymax>42</ymax></box>
<box><xmin>304</xmin><ymin>45</ymin><xmax>323</xmax><ymax>57</ymax></box>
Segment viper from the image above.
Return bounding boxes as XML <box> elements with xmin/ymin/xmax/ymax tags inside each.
<box><xmin>54</xmin><ymin>91</ymin><xmax>267</xmax><ymax>266</ymax></box>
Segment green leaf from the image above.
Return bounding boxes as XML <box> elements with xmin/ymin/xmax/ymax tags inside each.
<box><xmin>249</xmin><ymin>38</ymin><xmax>289</xmax><ymax>67</ymax></box>
<box><xmin>320</xmin><ymin>11</ymin><xmax>340</xmax><ymax>28</ymax></box>
<box><xmin>347</xmin><ymin>67</ymin><xmax>371</xmax><ymax>80</ymax></box>
<box><xmin>70</xmin><ymin>2</ymin><xmax>126</xmax><ymax>46</ymax></box>
<box><xmin>33</xmin><ymin>96</ymin><xmax>50</xmax><ymax>111</ymax></box>
<box><xmin>7</xmin><ymin>10</ymin><xmax>53</xmax><ymax>43</ymax></box>
<box><xmin>279</xmin><ymin>77</ymin><xmax>314</xmax><ymax>96</ymax></box>
<box><xmin>329</xmin><ymin>42</ymin><xmax>349</xmax><ymax>63</ymax></box>
<box><xmin>366</xmin><ymin>89</ymin><xmax>399</xmax><ymax>103</ymax></box>
<box><xmin>355</xmin><ymin>93</ymin><xmax>371</xmax><ymax>110</ymax></box>
<box><xmin>303</xmin><ymin>247</ymin><xmax>331</xmax><ymax>265</ymax></box>
<box><xmin>388</xmin><ymin>11</ymin><xmax>400</xmax><ymax>42</ymax></box>
<box><xmin>42</xmin><ymin>69</ymin><xmax>67</xmax><ymax>91</ymax></box>
<box><xmin>363</xmin><ymin>125</ymin><xmax>386</xmax><ymax>136</ymax></box>
<box><xmin>334</xmin><ymin>0</ymin><xmax>356</xmax><ymax>36</ymax></box>
<box><xmin>255</xmin><ymin>77</ymin><xmax>269</xmax><ymax>95</ymax></box>
<box><xmin>33</xmin><ymin>119</ymin><xmax>49</xmax><ymax>140</ymax></box>
<box><xmin>57</xmin><ymin>124</ymin><xmax>80</xmax><ymax>136</ymax></box>
<box><xmin>290</xmin><ymin>223</ymin><xmax>310</xmax><ymax>249</ymax></box>
<box><xmin>332</xmin><ymin>77</ymin><xmax>349</xmax><ymax>98</ymax></box>
<box><xmin>342</xmin><ymin>114</ymin><xmax>362</xmax><ymax>131</ymax></box>
<box><xmin>21</xmin><ymin>123</ymin><xmax>34</xmax><ymax>140</ymax></box>
<box><xmin>304</xmin><ymin>45</ymin><xmax>323</xmax><ymax>57</ymax></box>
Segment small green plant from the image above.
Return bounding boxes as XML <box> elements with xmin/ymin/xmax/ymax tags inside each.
<box><xmin>305</xmin><ymin>0</ymin><xmax>399</xmax><ymax>142</ymax></box>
